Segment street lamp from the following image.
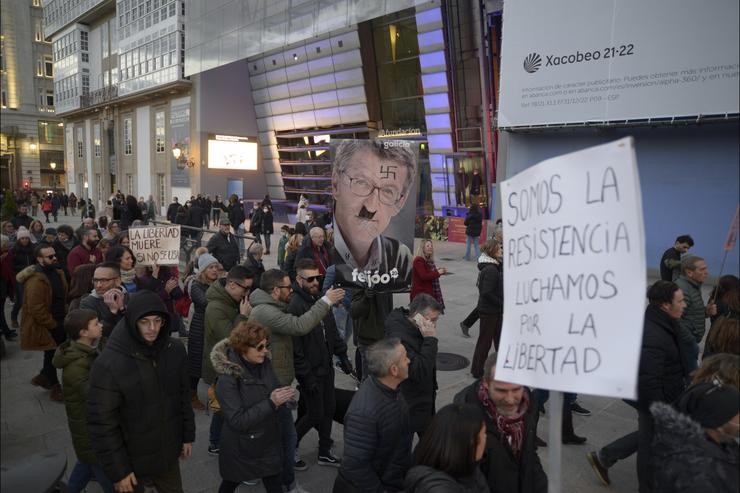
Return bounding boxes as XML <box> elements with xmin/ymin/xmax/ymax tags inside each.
<box><xmin>49</xmin><ymin>161</ymin><xmax>56</xmax><ymax>170</ymax></box>
<box><xmin>172</xmin><ymin>143</ymin><xmax>195</xmax><ymax>169</ymax></box>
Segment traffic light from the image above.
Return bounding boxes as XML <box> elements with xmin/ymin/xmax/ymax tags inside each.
<box><xmin>23</xmin><ymin>180</ymin><xmax>30</xmax><ymax>190</ymax></box>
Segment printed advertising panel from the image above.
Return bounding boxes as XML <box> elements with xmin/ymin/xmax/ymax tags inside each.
<box><xmin>207</xmin><ymin>135</ymin><xmax>259</xmax><ymax>170</ymax></box>
<box><xmin>498</xmin><ymin>0</ymin><xmax>740</xmax><ymax>127</ymax></box>
<box><xmin>495</xmin><ymin>138</ymin><xmax>645</xmax><ymax>399</ymax></box>
<box><xmin>329</xmin><ymin>139</ymin><xmax>418</xmax><ymax>292</ymax></box>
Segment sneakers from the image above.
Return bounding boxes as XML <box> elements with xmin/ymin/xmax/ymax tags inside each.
<box><xmin>207</xmin><ymin>444</ymin><xmax>219</xmax><ymax>455</ymax></box>
<box><xmin>460</xmin><ymin>322</ymin><xmax>470</xmax><ymax>338</ymax></box>
<box><xmin>317</xmin><ymin>450</ymin><xmax>342</xmax><ymax>468</ymax></box>
<box><xmin>49</xmin><ymin>384</ymin><xmax>64</xmax><ymax>402</ymax></box>
<box><xmin>294</xmin><ymin>450</ymin><xmax>308</xmax><ymax>471</ymax></box>
<box><xmin>31</xmin><ymin>373</ymin><xmax>54</xmax><ymax>390</ymax></box>
<box><xmin>571</xmin><ymin>401</ymin><xmax>592</xmax><ymax>416</ymax></box>
<box><xmin>587</xmin><ymin>451</ymin><xmax>611</xmax><ymax>486</ymax></box>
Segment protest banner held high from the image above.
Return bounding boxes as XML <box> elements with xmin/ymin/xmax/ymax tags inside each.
<box><xmin>328</xmin><ymin>139</ymin><xmax>419</xmax><ymax>292</ymax></box>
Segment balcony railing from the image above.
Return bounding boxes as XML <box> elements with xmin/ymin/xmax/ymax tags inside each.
<box><xmin>81</xmin><ymin>85</ymin><xmax>118</xmax><ymax>108</ymax></box>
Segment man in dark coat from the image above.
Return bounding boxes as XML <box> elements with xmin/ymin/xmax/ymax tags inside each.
<box><xmin>454</xmin><ymin>352</ymin><xmax>547</xmax><ymax>493</ymax></box>
<box><xmin>10</xmin><ymin>205</ymin><xmax>32</xmax><ymax>230</ymax></box>
<box><xmin>288</xmin><ymin>259</ymin><xmax>353</xmax><ymax>467</ymax></box>
<box><xmin>166</xmin><ymin>197</ymin><xmax>181</xmax><ymax>223</ymax></box>
<box><xmin>334</xmin><ymin>338</ymin><xmax>412</xmax><ymax>493</ymax></box>
<box><xmin>87</xmin><ymin>290</ymin><xmax>195</xmax><ymax>493</ymax></box>
<box><xmin>207</xmin><ymin>218</ymin><xmax>240</xmax><ymax>271</ymax></box>
<box><xmin>636</xmin><ymin>280</ymin><xmax>689</xmax><ymax>493</ymax></box>
<box><xmin>79</xmin><ymin>262</ymin><xmax>129</xmax><ymax>337</ymax></box>
<box><xmin>383</xmin><ymin>293</ymin><xmax>441</xmax><ymax>438</ymax></box>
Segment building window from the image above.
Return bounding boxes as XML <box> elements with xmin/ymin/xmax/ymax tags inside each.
<box><xmin>36</xmin><ymin>60</ymin><xmax>43</xmax><ymax>77</ymax></box>
<box><xmin>44</xmin><ymin>57</ymin><xmax>53</xmax><ymax>77</ymax></box>
<box><xmin>1</xmin><ymin>90</ymin><xmax>7</xmax><ymax>108</ymax></box>
<box><xmin>155</xmin><ymin>111</ymin><xmax>165</xmax><ymax>153</ymax></box>
<box><xmin>123</xmin><ymin>117</ymin><xmax>132</xmax><ymax>155</ymax></box>
<box><xmin>157</xmin><ymin>173</ymin><xmax>165</xmax><ymax>209</ymax></box>
<box><xmin>127</xmin><ymin>174</ymin><xmax>134</xmax><ymax>195</ymax></box>
<box><xmin>81</xmin><ymin>53</ymin><xmax>89</xmax><ymax>63</ymax></box>
<box><xmin>32</xmin><ymin>0</ymin><xmax>41</xmax><ymax>7</ymax></box>
<box><xmin>46</xmin><ymin>91</ymin><xmax>54</xmax><ymax>107</ymax></box>
<box><xmin>76</xmin><ymin>127</ymin><xmax>83</xmax><ymax>158</ymax></box>
<box><xmin>96</xmin><ymin>174</ymin><xmax>103</xmax><ymax>202</ymax></box>
<box><xmin>94</xmin><ymin>123</ymin><xmax>101</xmax><ymax>157</ymax></box>
<box><xmin>35</xmin><ymin>20</ymin><xmax>43</xmax><ymax>42</ymax></box>
<box><xmin>38</xmin><ymin>121</ymin><xmax>64</xmax><ymax>145</ymax></box>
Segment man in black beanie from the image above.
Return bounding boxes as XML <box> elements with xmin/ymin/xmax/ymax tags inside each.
<box><xmin>650</xmin><ymin>381</ymin><xmax>739</xmax><ymax>493</ymax></box>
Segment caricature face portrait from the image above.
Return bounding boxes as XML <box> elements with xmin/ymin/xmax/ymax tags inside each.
<box><xmin>332</xmin><ymin>143</ymin><xmax>413</xmax><ymax>244</ymax></box>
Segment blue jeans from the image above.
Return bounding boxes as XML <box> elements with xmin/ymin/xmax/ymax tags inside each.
<box><xmin>210</xmin><ymin>412</ymin><xmax>223</xmax><ymax>447</ymax></box>
<box><xmin>464</xmin><ymin>236</ymin><xmax>480</xmax><ymax>261</ymax></box>
<box><xmin>278</xmin><ymin>406</ymin><xmax>297</xmax><ymax>488</ymax></box>
<box><xmin>333</xmin><ymin>305</ymin><xmax>352</xmax><ymax>343</ymax></box>
<box><xmin>67</xmin><ymin>461</ymin><xmax>115</xmax><ymax>493</ymax></box>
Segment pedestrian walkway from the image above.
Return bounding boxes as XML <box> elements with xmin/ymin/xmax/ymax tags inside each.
<box><xmin>1</xmin><ymin>212</ymin><xmax>640</xmax><ymax>491</ymax></box>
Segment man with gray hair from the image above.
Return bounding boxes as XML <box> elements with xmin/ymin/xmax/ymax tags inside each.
<box><xmin>329</xmin><ymin>139</ymin><xmax>416</xmax><ymax>291</ymax></box>
<box><xmin>675</xmin><ymin>255</ymin><xmax>717</xmax><ymax>371</ymax></box>
<box><xmin>334</xmin><ymin>337</ymin><xmax>412</xmax><ymax>493</ymax></box>
<box><xmin>384</xmin><ymin>293</ymin><xmax>441</xmax><ymax>438</ymax></box>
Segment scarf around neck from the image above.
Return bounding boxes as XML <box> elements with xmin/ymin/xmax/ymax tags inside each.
<box><xmin>477</xmin><ymin>380</ymin><xmax>529</xmax><ymax>458</ymax></box>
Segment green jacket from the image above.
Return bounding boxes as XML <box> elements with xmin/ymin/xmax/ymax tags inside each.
<box><xmin>675</xmin><ymin>276</ymin><xmax>707</xmax><ymax>342</ymax></box>
<box><xmin>52</xmin><ymin>339</ymin><xmax>99</xmax><ymax>464</ymax></box>
<box><xmin>248</xmin><ymin>288</ymin><xmax>331</xmax><ymax>386</ymax></box>
<box><xmin>202</xmin><ymin>279</ymin><xmax>248</xmax><ymax>385</ymax></box>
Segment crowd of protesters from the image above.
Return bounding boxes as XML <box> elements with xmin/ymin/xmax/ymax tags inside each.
<box><xmin>1</xmin><ymin>187</ymin><xmax>738</xmax><ymax>493</ymax></box>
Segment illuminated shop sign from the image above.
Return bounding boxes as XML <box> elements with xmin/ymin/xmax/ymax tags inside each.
<box><xmin>378</xmin><ymin>128</ymin><xmax>423</xmax><ymax>138</ymax></box>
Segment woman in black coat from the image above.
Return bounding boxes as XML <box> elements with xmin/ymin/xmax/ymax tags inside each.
<box><xmin>470</xmin><ymin>239</ymin><xmax>504</xmax><ymax>379</ymax></box>
<box><xmin>404</xmin><ymin>403</ymin><xmax>490</xmax><ymax>493</ymax></box>
<box><xmin>211</xmin><ymin>320</ymin><xmax>296</xmax><ymax>493</ymax></box>
<box><xmin>260</xmin><ymin>203</ymin><xmax>274</xmax><ymax>255</ymax></box>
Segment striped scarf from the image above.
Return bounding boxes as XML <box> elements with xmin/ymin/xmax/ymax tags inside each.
<box><xmin>477</xmin><ymin>380</ymin><xmax>529</xmax><ymax>458</ymax></box>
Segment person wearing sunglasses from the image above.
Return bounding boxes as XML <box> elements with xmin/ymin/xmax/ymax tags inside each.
<box><xmin>211</xmin><ymin>320</ymin><xmax>295</xmax><ymax>493</ymax></box>
<box><xmin>249</xmin><ymin>268</ymin><xmax>346</xmax><ymax>492</ymax></box>
<box><xmin>19</xmin><ymin>244</ymin><xmax>68</xmax><ymax>402</ymax></box>
<box><xmin>650</xmin><ymin>379</ymin><xmax>739</xmax><ymax>493</ymax></box>
<box><xmin>287</xmin><ymin>259</ymin><xmax>354</xmax><ymax>469</ymax></box>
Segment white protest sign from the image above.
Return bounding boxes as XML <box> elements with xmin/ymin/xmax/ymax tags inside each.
<box><xmin>129</xmin><ymin>225</ymin><xmax>181</xmax><ymax>266</ymax></box>
<box><xmin>496</xmin><ymin>137</ymin><xmax>645</xmax><ymax>399</ymax></box>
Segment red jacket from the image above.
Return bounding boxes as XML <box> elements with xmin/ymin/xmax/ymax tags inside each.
<box><xmin>67</xmin><ymin>244</ymin><xmax>103</xmax><ymax>275</ymax></box>
<box><xmin>410</xmin><ymin>256</ymin><xmax>441</xmax><ymax>301</ymax></box>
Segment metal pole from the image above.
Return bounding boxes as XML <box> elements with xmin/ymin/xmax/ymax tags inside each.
<box><xmin>471</xmin><ymin>0</ymin><xmax>494</xmax><ymax>182</ymax></box>
<box><xmin>548</xmin><ymin>391</ymin><xmax>563</xmax><ymax>493</ymax></box>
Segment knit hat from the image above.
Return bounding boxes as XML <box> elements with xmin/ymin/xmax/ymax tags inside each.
<box><xmin>16</xmin><ymin>227</ymin><xmax>31</xmax><ymax>240</ymax></box>
<box><xmin>198</xmin><ymin>253</ymin><xmax>219</xmax><ymax>272</ymax></box>
<box><xmin>676</xmin><ymin>381</ymin><xmax>739</xmax><ymax>428</ymax></box>
<box><xmin>44</xmin><ymin>227</ymin><xmax>57</xmax><ymax>236</ymax></box>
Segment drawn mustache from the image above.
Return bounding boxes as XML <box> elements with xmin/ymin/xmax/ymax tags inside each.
<box><xmin>357</xmin><ymin>207</ymin><xmax>376</xmax><ymax>220</ymax></box>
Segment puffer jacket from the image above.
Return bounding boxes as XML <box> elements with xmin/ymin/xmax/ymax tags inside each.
<box><xmin>476</xmin><ymin>254</ymin><xmax>503</xmax><ymax>315</ymax></box>
<box><xmin>675</xmin><ymin>276</ymin><xmax>708</xmax><ymax>342</ymax></box>
<box><xmin>404</xmin><ymin>465</ymin><xmax>490</xmax><ymax>493</ymax></box>
<box><xmin>211</xmin><ymin>339</ymin><xmax>282</xmax><ymax>482</ymax></box>
<box><xmin>202</xmin><ymin>278</ymin><xmax>248</xmax><ymax>385</ymax></box>
<box><xmin>384</xmin><ymin>308</ymin><xmax>438</xmax><ymax>435</ymax></box>
<box><xmin>248</xmin><ymin>288</ymin><xmax>331</xmax><ymax>386</ymax></box>
<box><xmin>335</xmin><ymin>376</ymin><xmax>412</xmax><ymax>493</ymax></box>
<box><xmin>52</xmin><ymin>340</ymin><xmax>100</xmax><ymax>464</ymax></box>
<box><xmin>637</xmin><ymin>304</ymin><xmax>688</xmax><ymax>412</ymax></box>
<box><xmin>651</xmin><ymin>401</ymin><xmax>738</xmax><ymax>493</ymax></box>
<box><xmin>87</xmin><ymin>290</ymin><xmax>195</xmax><ymax>483</ymax></box>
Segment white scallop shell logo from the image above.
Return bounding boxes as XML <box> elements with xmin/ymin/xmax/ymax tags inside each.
<box><xmin>523</xmin><ymin>53</ymin><xmax>542</xmax><ymax>73</ymax></box>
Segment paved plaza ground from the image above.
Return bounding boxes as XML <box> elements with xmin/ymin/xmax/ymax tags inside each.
<box><xmin>1</xmin><ymin>212</ymin><xmax>642</xmax><ymax>492</ymax></box>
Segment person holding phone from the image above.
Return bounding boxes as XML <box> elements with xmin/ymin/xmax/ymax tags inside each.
<box><xmin>384</xmin><ymin>293</ymin><xmax>443</xmax><ymax>439</ymax></box>
<box><xmin>211</xmin><ymin>320</ymin><xmax>291</xmax><ymax>493</ymax></box>
<box><xmin>410</xmin><ymin>240</ymin><xmax>447</xmax><ymax>312</ymax></box>
<box><xmin>79</xmin><ymin>262</ymin><xmax>129</xmax><ymax>339</ymax></box>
